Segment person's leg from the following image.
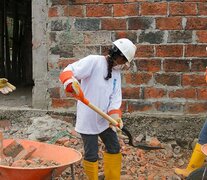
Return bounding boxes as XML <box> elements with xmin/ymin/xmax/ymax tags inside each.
<box><xmin>198</xmin><ymin>121</ymin><xmax>207</xmax><ymax>145</ymax></box>
<box><xmin>175</xmin><ymin>121</ymin><xmax>207</xmax><ymax>177</ymax></box>
<box><xmin>99</xmin><ymin>128</ymin><xmax>121</xmax><ymax>180</ymax></box>
<box><xmin>81</xmin><ymin>134</ymin><xmax>99</xmax><ymax>180</ymax></box>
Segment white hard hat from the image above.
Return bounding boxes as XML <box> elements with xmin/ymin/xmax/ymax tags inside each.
<box><xmin>112</xmin><ymin>38</ymin><xmax>137</xmax><ymax>63</ymax></box>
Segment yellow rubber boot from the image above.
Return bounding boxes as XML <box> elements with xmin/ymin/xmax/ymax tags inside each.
<box><xmin>83</xmin><ymin>160</ymin><xmax>98</xmax><ymax>180</ymax></box>
<box><xmin>174</xmin><ymin>143</ymin><xmax>206</xmax><ymax>177</ymax></box>
<box><xmin>103</xmin><ymin>152</ymin><xmax>122</xmax><ymax>180</ymax></box>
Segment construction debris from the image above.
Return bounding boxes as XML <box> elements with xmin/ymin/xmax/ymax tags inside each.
<box><xmin>0</xmin><ymin>115</ymin><xmax>197</xmax><ymax>179</ymax></box>
<box><xmin>0</xmin><ymin>140</ymin><xmax>60</xmax><ymax>168</ymax></box>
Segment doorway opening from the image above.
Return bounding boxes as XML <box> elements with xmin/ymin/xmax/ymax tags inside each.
<box><xmin>0</xmin><ymin>0</ymin><xmax>32</xmax><ymax>107</ymax></box>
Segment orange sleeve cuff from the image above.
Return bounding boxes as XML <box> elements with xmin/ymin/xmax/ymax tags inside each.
<box><xmin>108</xmin><ymin>109</ymin><xmax>122</xmax><ymax>118</ymax></box>
<box><xmin>59</xmin><ymin>70</ymin><xmax>74</xmax><ymax>83</ymax></box>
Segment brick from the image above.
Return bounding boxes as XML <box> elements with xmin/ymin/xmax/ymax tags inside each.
<box><xmin>197</xmin><ymin>88</ymin><xmax>207</xmax><ymax>100</ymax></box>
<box><xmin>143</xmin><ymin>87</ymin><xmax>166</xmax><ymax>99</ymax></box>
<box><xmin>0</xmin><ymin>120</ymin><xmax>11</xmax><ymax>130</ymax></box>
<box><xmin>84</xmin><ymin>31</ymin><xmax>111</xmax><ymax>44</ymax></box>
<box><xmin>86</xmin><ymin>4</ymin><xmax>112</xmax><ymax>17</ymax></box>
<box><xmin>124</xmin><ymin>73</ymin><xmax>152</xmax><ymax>85</ymax></box>
<box><xmin>100</xmin><ymin>0</ymin><xmax>124</xmax><ymax>3</ymax></box>
<box><xmin>128</xmin><ymin>101</ymin><xmax>153</xmax><ymax>112</ymax></box>
<box><xmin>155</xmin><ymin>102</ymin><xmax>183</xmax><ymax>113</ymax></box>
<box><xmin>191</xmin><ymin>59</ymin><xmax>207</xmax><ymax>72</ymax></box>
<box><xmin>149</xmin><ymin>137</ymin><xmax>161</xmax><ymax>147</ymax></box>
<box><xmin>74</xmin><ymin>19</ymin><xmax>100</xmax><ymax>31</ymax></box>
<box><xmin>196</xmin><ymin>31</ymin><xmax>207</xmax><ymax>43</ymax></box>
<box><xmin>185</xmin><ymin>102</ymin><xmax>207</xmax><ymax>114</ymax></box>
<box><xmin>0</xmin><ymin>157</ymin><xmax>13</xmax><ymax>166</ymax></box>
<box><xmin>185</xmin><ymin>45</ymin><xmax>207</xmax><ymax>57</ymax></box>
<box><xmin>49</xmin><ymin>87</ymin><xmax>60</xmax><ymax>98</ymax></box>
<box><xmin>198</xmin><ymin>3</ymin><xmax>207</xmax><ymax>15</ymax></box>
<box><xmin>51</xmin><ymin>0</ymin><xmax>68</xmax><ymax>6</ymax></box>
<box><xmin>11</xmin><ymin>159</ymin><xmax>27</xmax><ymax>167</ymax></box>
<box><xmin>141</xmin><ymin>2</ymin><xmax>167</xmax><ymax>15</ymax></box>
<box><xmin>163</xmin><ymin>59</ymin><xmax>190</xmax><ymax>72</ymax></box>
<box><xmin>139</xmin><ymin>31</ymin><xmax>164</xmax><ymax>44</ymax></box>
<box><xmin>137</xmin><ymin>59</ymin><xmax>161</xmax><ymax>72</ymax></box>
<box><xmin>185</xmin><ymin>0</ymin><xmax>206</xmax><ymax>1</ymax></box>
<box><xmin>64</xmin><ymin>5</ymin><xmax>84</xmax><ymax>17</ymax></box>
<box><xmin>156</xmin><ymin>45</ymin><xmax>183</xmax><ymax>57</ymax></box>
<box><xmin>51</xmin><ymin>98</ymin><xmax>76</xmax><ymax>108</ymax></box>
<box><xmin>56</xmin><ymin>137</ymin><xmax>70</xmax><ymax>145</ymax></box>
<box><xmin>112</xmin><ymin>31</ymin><xmax>137</xmax><ymax>42</ymax></box>
<box><xmin>136</xmin><ymin>45</ymin><xmax>154</xmax><ymax>58</ymax></box>
<box><xmin>73</xmin><ymin>0</ymin><xmax>99</xmax><ymax>3</ymax></box>
<box><xmin>57</xmin><ymin>58</ymin><xmax>77</xmax><ymax>69</ymax></box>
<box><xmin>169</xmin><ymin>88</ymin><xmax>196</xmax><ymax>99</ymax></box>
<box><xmin>59</xmin><ymin>31</ymin><xmax>84</xmax><ymax>46</ymax></box>
<box><xmin>156</xmin><ymin>17</ymin><xmax>182</xmax><ymax>30</ymax></box>
<box><xmin>182</xmin><ymin>74</ymin><xmax>207</xmax><ymax>87</ymax></box>
<box><xmin>3</xmin><ymin>140</ymin><xmax>24</xmax><ymax>158</ymax></box>
<box><xmin>51</xmin><ymin>20</ymin><xmax>65</xmax><ymax>31</ymax></box>
<box><xmin>50</xmin><ymin>45</ymin><xmax>73</xmax><ymax>58</ymax></box>
<box><xmin>168</xmin><ymin>31</ymin><xmax>192</xmax><ymax>43</ymax></box>
<box><xmin>128</xmin><ymin>17</ymin><xmax>154</xmax><ymax>30</ymax></box>
<box><xmin>14</xmin><ymin>146</ymin><xmax>37</xmax><ymax>161</ymax></box>
<box><xmin>186</xmin><ymin>17</ymin><xmax>207</xmax><ymax>30</ymax></box>
<box><xmin>154</xmin><ymin>73</ymin><xmax>181</xmax><ymax>86</ymax></box>
<box><xmin>101</xmin><ymin>18</ymin><xmax>126</xmax><ymax>30</ymax></box>
<box><xmin>73</xmin><ymin>45</ymin><xmax>100</xmax><ymax>58</ymax></box>
<box><xmin>113</xmin><ymin>3</ymin><xmax>138</xmax><ymax>17</ymax></box>
<box><xmin>169</xmin><ymin>2</ymin><xmax>197</xmax><ymax>16</ymax></box>
<box><xmin>48</xmin><ymin>7</ymin><xmax>58</xmax><ymax>17</ymax></box>
<box><xmin>120</xmin><ymin>101</ymin><xmax>127</xmax><ymax>112</ymax></box>
<box><xmin>122</xmin><ymin>87</ymin><xmax>140</xmax><ymax>99</ymax></box>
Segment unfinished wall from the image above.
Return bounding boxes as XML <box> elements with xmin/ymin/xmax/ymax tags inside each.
<box><xmin>32</xmin><ymin>0</ymin><xmax>49</xmax><ymax>109</ymax></box>
<box><xmin>33</xmin><ymin>0</ymin><xmax>207</xmax><ymax>116</ymax></box>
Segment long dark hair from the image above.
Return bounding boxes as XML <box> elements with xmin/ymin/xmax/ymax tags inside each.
<box><xmin>105</xmin><ymin>45</ymin><xmax>123</xmax><ymax>80</ymax></box>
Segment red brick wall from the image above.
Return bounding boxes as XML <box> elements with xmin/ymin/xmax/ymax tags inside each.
<box><xmin>48</xmin><ymin>0</ymin><xmax>207</xmax><ymax>115</ymax></box>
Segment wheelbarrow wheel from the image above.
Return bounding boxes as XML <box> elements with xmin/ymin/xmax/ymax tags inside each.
<box><xmin>187</xmin><ymin>166</ymin><xmax>207</xmax><ymax>180</ymax></box>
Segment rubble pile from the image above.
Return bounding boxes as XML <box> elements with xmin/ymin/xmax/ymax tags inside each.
<box><xmin>0</xmin><ymin>115</ymin><xmax>194</xmax><ymax>179</ymax></box>
<box><xmin>0</xmin><ymin>140</ymin><xmax>60</xmax><ymax>168</ymax></box>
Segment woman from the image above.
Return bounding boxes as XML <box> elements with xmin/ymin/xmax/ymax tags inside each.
<box><xmin>0</xmin><ymin>78</ymin><xmax>16</xmax><ymax>94</ymax></box>
<box><xmin>59</xmin><ymin>38</ymin><xmax>137</xmax><ymax>180</ymax></box>
<box><xmin>175</xmin><ymin>67</ymin><xmax>207</xmax><ymax>177</ymax></box>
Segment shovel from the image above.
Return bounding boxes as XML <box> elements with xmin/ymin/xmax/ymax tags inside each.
<box><xmin>68</xmin><ymin>79</ymin><xmax>163</xmax><ymax>150</ymax></box>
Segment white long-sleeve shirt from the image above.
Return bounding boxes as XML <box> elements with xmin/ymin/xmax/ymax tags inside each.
<box><xmin>63</xmin><ymin>55</ymin><xmax>122</xmax><ymax>134</ymax></box>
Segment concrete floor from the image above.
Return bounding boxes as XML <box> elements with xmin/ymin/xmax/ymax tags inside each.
<box><xmin>0</xmin><ymin>86</ymin><xmax>32</xmax><ymax>108</ymax></box>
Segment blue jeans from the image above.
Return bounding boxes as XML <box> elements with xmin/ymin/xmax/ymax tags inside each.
<box><xmin>80</xmin><ymin>128</ymin><xmax>120</xmax><ymax>162</ymax></box>
<box><xmin>199</xmin><ymin>120</ymin><xmax>207</xmax><ymax>145</ymax></box>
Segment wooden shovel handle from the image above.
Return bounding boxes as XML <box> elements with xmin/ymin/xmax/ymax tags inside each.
<box><xmin>87</xmin><ymin>103</ymin><xmax>121</xmax><ymax>131</ymax></box>
<box><xmin>69</xmin><ymin>84</ymin><xmax>121</xmax><ymax>131</ymax></box>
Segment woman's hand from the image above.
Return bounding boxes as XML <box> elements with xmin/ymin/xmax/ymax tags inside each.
<box><xmin>110</xmin><ymin>118</ymin><xmax>123</xmax><ymax>132</ymax></box>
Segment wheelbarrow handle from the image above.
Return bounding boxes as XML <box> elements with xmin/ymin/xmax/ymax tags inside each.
<box><xmin>0</xmin><ymin>132</ymin><xmax>3</xmax><ymax>161</ymax></box>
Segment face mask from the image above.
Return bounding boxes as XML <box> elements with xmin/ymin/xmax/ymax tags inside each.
<box><xmin>113</xmin><ymin>64</ymin><xmax>125</xmax><ymax>70</ymax></box>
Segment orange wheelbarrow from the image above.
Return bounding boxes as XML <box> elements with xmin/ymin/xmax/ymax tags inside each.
<box><xmin>0</xmin><ymin>139</ymin><xmax>82</xmax><ymax>180</ymax></box>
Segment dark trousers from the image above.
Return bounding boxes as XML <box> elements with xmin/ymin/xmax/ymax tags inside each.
<box><xmin>80</xmin><ymin>128</ymin><xmax>120</xmax><ymax>162</ymax></box>
<box><xmin>199</xmin><ymin>120</ymin><xmax>207</xmax><ymax>145</ymax></box>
